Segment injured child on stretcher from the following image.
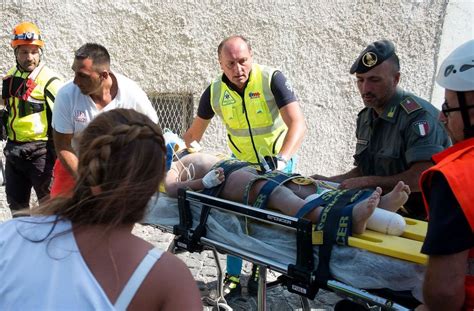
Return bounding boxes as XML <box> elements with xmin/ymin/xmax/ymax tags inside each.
<box><xmin>164</xmin><ymin>152</ymin><xmax>411</xmax><ymax>236</ymax></box>
<box><xmin>145</xmin><ymin>150</ymin><xmax>425</xmax><ymax>303</ymax></box>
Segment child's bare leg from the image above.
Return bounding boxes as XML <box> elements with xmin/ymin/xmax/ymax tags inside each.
<box><xmin>223</xmin><ymin>172</ymin><xmax>380</xmax><ymax>235</ymax></box>
<box><xmin>220</xmin><ymin>169</ymin><xmax>261</xmax><ymax>202</ymax></box>
<box><xmin>299</xmin><ymin>188</ymin><xmax>382</xmax><ymax>235</ymax></box>
<box><xmin>284</xmin><ymin>179</ymin><xmax>318</xmax><ymax>199</ymax></box>
<box><xmin>221</xmin><ymin>171</ymin><xmax>307</xmax><ymax>214</ymax></box>
<box><xmin>379</xmin><ymin>181</ymin><xmax>410</xmax><ymax>212</ymax></box>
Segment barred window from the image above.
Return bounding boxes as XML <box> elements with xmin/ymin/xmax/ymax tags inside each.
<box><xmin>149</xmin><ymin>93</ymin><xmax>194</xmax><ymax>136</ymax></box>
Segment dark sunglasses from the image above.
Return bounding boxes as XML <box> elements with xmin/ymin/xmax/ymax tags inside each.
<box><xmin>441</xmin><ymin>101</ymin><xmax>474</xmax><ymax>117</ymax></box>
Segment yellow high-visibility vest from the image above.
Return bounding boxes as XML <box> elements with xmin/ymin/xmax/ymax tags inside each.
<box><xmin>2</xmin><ymin>63</ymin><xmax>61</xmax><ymax>142</ymax></box>
<box><xmin>210</xmin><ymin>64</ymin><xmax>287</xmax><ymax>163</ymax></box>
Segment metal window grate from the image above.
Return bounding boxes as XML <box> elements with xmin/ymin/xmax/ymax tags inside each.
<box><xmin>149</xmin><ymin>93</ymin><xmax>194</xmax><ymax>136</ymax></box>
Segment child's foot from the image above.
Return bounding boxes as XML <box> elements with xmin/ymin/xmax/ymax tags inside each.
<box><xmin>379</xmin><ymin>181</ymin><xmax>410</xmax><ymax>212</ymax></box>
<box><xmin>352</xmin><ymin>187</ymin><xmax>382</xmax><ymax>234</ymax></box>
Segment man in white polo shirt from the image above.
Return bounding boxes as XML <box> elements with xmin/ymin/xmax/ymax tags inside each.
<box><xmin>51</xmin><ymin>43</ymin><xmax>158</xmax><ymax>196</ymax></box>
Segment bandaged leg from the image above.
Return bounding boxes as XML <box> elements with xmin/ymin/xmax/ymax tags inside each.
<box><xmin>366</xmin><ymin>207</ymin><xmax>406</xmax><ymax>236</ymax></box>
<box><xmin>269</xmin><ymin>186</ymin><xmax>382</xmax><ymax>235</ymax></box>
<box><xmin>221</xmin><ymin>171</ymin><xmax>382</xmax><ymax>234</ymax></box>
<box><xmin>303</xmin><ymin>182</ymin><xmax>408</xmax><ymax>235</ymax></box>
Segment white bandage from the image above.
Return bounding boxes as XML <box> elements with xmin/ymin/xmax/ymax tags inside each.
<box><xmin>202</xmin><ymin>169</ymin><xmax>222</xmax><ymax>188</ymax></box>
<box><xmin>277</xmin><ymin>160</ymin><xmax>287</xmax><ymax>171</ymax></box>
<box><xmin>366</xmin><ymin>208</ymin><xmax>406</xmax><ymax>236</ymax></box>
<box><xmin>275</xmin><ymin>154</ymin><xmax>287</xmax><ymax>171</ymax></box>
<box><xmin>189</xmin><ymin>140</ymin><xmax>203</xmax><ymax>152</ymax></box>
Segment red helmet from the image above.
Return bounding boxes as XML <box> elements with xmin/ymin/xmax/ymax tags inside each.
<box><xmin>11</xmin><ymin>22</ymin><xmax>44</xmax><ymax>48</ymax></box>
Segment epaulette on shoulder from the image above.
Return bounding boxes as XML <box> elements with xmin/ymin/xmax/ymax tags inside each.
<box><xmin>400</xmin><ymin>97</ymin><xmax>423</xmax><ymax>115</ymax></box>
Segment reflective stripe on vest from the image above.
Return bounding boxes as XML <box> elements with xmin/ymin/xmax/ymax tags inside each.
<box><xmin>3</xmin><ymin>64</ymin><xmax>54</xmax><ymax>142</ymax></box>
<box><xmin>420</xmin><ymin>138</ymin><xmax>474</xmax><ymax>310</ymax></box>
<box><xmin>210</xmin><ymin>64</ymin><xmax>287</xmax><ymax>163</ymax></box>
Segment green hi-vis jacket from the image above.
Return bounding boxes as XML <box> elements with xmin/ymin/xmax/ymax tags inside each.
<box><xmin>210</xmin><ymin>64</ymin><xmax>287</xmax><ymax>163</ymax></box>
<box><xmin>2</xmin><ymin>63</ymin><xmax>61</xmax><ymax>142</ymax></box>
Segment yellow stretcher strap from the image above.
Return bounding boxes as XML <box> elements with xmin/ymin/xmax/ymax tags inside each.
<box><xmin>159</xmin><ymin>182</ymin><xmax>166</xmax><ymax>193</ymax></box>
<box><xmin>312</xmin><ymin>217</ymin><xmax>428</xmax><ymax>265</ymax></box>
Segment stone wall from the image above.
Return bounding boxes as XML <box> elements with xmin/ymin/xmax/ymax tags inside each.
<box><xmin>0</xmin><ymin>0</ymin><xmax>449</xmax><ymax>175</ymax></box>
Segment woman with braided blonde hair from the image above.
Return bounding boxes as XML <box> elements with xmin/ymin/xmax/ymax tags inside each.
<box><xmin>0</xmin><ymin>109</ymin><xmax>202</xmax><ymax>310</ymax></box>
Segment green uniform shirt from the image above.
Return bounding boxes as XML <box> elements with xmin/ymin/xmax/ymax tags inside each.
<box><xmin>354</xmin><ymin>88</ymin><xmax>451</xmax><ymax>176</ymax></box>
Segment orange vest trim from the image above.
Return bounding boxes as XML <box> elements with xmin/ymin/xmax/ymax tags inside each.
<box><xmin>420</xmin><ymin>138</ymin><xmax>474</xmax><ymax>230</ymax></box>
<box><xmin>420</xmin><ymin>138</ymin><xmax>474</xmax><ymax>310</ymax></box>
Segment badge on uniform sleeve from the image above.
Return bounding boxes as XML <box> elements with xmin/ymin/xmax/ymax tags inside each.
<box><xmin>400</xmin><ymin>97</ymin><xmax>422</xmax><ymax>114</ymax></box>
<box><xmin>413</xmin><ymin>120</ymin><xmax>430</xmax><ymax>136</ymax></box>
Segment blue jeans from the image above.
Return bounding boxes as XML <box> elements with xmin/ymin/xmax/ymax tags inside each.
<box><xmin>226</xmin><ymin>157</ymin><xmax>296</xmax><ymax>276</ymax></box>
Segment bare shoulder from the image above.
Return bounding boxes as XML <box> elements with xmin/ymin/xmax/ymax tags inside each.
<box><xmin>133</xmin><ymin>251</ymin><xmax>202</xmax><ymax>311</ymax></box>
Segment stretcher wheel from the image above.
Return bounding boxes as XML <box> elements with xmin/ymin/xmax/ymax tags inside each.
<box><xmin>201</xmin><ymin>296</ymin><xmax>232</xmax><ymax>311</ymax></box>
<box><xmin>299</xmin><ymin>296</ymin><xmax>310</xmax><ymax>310</ymax></box>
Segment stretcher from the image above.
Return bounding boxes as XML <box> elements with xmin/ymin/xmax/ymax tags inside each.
<box><xmin>144</xmin><ymin>189</ymin><xmax>426</xmax><ymax>311</ymax></box>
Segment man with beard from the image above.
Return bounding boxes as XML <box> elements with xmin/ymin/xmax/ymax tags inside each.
<box><xmin>51</xmin><ymin>43</ymin><xmax>158</xmax><ymax>197</ymax></box>
<box><xmin>1</xmin><ymin>22</ymin><xmax>62</xmax><ymax>215</ymax></box>
<box><xmin>312</xmin><ymin>40</ymin><xmax>450</xmax><ymax>219</ymax></box>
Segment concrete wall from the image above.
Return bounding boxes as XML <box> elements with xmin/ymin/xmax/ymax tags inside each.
<box><xmin>431</xmin><ymin>0</ymin><xmax>474</xmax><ymax>107</ymax></box>
<box><xmin>0</xmin><ymin>0</ymin><xmax>450</xmax><ymax>176</ymax></box>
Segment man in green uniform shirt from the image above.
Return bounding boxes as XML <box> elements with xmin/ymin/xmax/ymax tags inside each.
<box><xmin>313</xmin><ymin>40</ymin><xmax>450</xmax><ymax>219</ymax></box>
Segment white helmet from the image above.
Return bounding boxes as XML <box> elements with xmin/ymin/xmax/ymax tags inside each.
<box><xmin>436</xmin><ymin>39</ymin><xmax>474</xmax><ymax>92</ymax></box>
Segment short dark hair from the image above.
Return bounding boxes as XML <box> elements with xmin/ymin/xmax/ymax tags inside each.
<box><xmin>217</xmin><ymin>35</ymin><xmax>251</xmax><ymax>58</ymax></box>
<box><xmin>75</xmin><ymin>43</ymin><xmax>110</xmax><ymax>68</ymax></box>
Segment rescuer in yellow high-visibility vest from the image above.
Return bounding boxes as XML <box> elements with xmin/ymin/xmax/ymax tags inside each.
<box><xmin>183</xmin><ymin>35</ymin><xmax>307</xmax><ymax>298</ymax></box>
<box><xmin>1</xmin><ymin>22</ymin><xmax>62</xmax><ymax>214</ymax></box>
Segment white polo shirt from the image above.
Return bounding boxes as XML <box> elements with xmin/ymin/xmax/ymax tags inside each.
<box><xmin>53</xmin><ymin>72</ymin><xmax>158</xmax><ymax>152</ymax></box>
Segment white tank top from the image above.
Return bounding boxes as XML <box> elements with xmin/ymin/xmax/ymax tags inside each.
<box><xmin>0</xmin><ymin>216</ymin><xmax>163</xmax><ymax>310</ymax></box>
